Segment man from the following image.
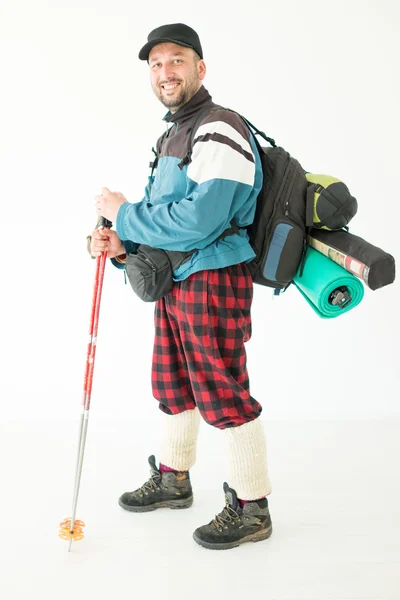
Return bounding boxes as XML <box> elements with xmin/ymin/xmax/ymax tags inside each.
<box><xmin>90</xmin><ymin>23</ymin><xmax>272</xmax><ymax>550</ymax></box>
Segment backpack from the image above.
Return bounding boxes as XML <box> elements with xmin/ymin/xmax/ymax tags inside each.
<box><xmin>181</xmin><ymin>105</ymin><xmax>358</xmax><ymax>293</ymax></box>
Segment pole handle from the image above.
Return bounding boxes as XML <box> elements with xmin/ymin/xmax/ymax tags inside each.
<box><xmin>98</xmin><ymin>217</ymin><xmax>112</xmax><ymax>229</ymax></box>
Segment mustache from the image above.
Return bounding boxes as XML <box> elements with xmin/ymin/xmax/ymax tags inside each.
<box><xmin>159</xmin><ymin>78</ymin><xmax>182</xmax><ymax>86</ymax></box>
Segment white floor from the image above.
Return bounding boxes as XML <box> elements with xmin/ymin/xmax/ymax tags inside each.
<box><xmin>1</xmin><ymin>419</ymin><xmax>400</xmax><ymax>600</ymax></box>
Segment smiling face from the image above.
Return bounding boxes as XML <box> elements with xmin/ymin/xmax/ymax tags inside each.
<box><xmin>149</xmin><ymin>42</ymin><xmax>206</xmax><ymax>112</ymax></box>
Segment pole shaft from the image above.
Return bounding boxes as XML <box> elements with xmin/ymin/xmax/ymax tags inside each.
<box><xmin>84</xmin><ymin>251</ymin><xmax>107</xmax><ymax>411</ymax></box>
<box><xmin>68</xmin><ymin>226</ymin><xmax>110</xmax><ymax>550</ymax></box>
<box><xmin>68</xmin><ymin>410</ymin><xmax>90</xmax><ymax>552</ymax></box>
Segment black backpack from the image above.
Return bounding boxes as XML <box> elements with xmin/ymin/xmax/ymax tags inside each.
<box><xmin>181</xmin><ymin>106</ymin><xmax>358</xmax><ymax>293</ymax></box>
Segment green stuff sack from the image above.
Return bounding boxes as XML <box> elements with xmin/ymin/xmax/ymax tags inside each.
<box><xmin>306</xmin><ymin>173</ymin><xmax>358</xmax><ymax>231</ymax></box>
<box><xmin>293</xmin><ymin>247</ymin><xmax>364</xmax><ymax>319</ymax></box>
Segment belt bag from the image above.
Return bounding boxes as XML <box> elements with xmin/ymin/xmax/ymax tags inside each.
<box><xmin>125</xmin><ymin>245</ymin><xmax>194</xmax><ymax>302</ymax></box>
<box><xmin>125</xmin><ymin>221</ymin><xmax>239</xmax><ymax>302</ymax></box>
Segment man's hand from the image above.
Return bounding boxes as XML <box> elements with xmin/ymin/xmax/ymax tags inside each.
<box><xmin>95</xmin><ymin>187</ymin><xmax>128</xmax><ymax>222</ymax></box>
<box><xmin>90</xmin><ymin>227</ymin><xmax>126</xmax><ymax>259</ymax></box>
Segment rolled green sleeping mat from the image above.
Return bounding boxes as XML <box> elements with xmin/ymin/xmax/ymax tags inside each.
<box><xmin>309</xmin><ymin>228</ymin><xmax>395</xmax><ymax>290</ymax></box>
<box><xmin>293</xmin><ymin>247</ymin><xmax>364</xmax><ymax>319</ymax></box>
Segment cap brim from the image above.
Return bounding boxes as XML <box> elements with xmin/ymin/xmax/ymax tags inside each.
<box><xmin>139</xmin><ymin>38</ymin><xmax>194</xmax><ymax>61</ymax></box>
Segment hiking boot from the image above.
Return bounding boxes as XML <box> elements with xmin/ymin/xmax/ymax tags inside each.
<box><xmin>193</xmin><ymin>482</ymin><xmax>272</xmax><ymax>550</ymax></box>
<box><xmin>118</xmin><ymin>455</ymin><xmax>193</xmax><ymax>512</ymax></box>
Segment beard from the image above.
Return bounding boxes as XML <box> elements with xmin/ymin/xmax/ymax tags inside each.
<box><xmin>153</xmin><ymin>71</ymin><xmax>200</xmax><ymax>111</ymax></box>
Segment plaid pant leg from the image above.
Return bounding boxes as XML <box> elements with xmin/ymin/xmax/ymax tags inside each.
<box><xmin>175</xmin><ymin>263</ymin><xmax>262</xmax><ymax>429</ymax></box>
<box><xmin>152</xmin><ymin>295</ymin><xmax>196</xmax><ymax>415</ymax></box>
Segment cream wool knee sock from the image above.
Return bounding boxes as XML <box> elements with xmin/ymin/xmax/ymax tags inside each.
<box><xmin>159</xmin><ymin>408</ymin><xmax>200</xmax><ymax>471</ymax></box>
<box><xmin>223</xmin><ymin>417</ymin><xmax>272</xmax><ymax>500</ymax></box>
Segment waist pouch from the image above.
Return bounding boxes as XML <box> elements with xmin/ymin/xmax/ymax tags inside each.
<box><xmin>125</xmin><ymin>222</ymin><xmax>239</xmax><ymax>302</ymax></box>
<box><xmin>125</xmin><ymin>245</ymin><xmax>194</xmax><ymax>302</ymax></box>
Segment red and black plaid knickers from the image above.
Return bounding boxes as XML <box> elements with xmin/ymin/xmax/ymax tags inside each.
<box><xmin>152</xmin><ymin>263</ymin><xmax>262</xmax><ymax>429</ymax></box>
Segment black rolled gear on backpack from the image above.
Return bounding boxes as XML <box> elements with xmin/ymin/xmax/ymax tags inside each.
<box><xmin>309</xmin><ymin>228</ymin><xmax>396</xmax><ymax>291</ymax></box>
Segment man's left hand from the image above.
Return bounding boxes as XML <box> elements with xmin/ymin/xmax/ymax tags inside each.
<box><xmin>95</xmin><ymin>187</ymin><xmax>128</xmax><ymax>222</ymax></box>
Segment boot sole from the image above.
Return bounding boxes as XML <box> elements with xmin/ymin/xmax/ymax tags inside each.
<box><xmin>193</xmin><ymin>524</ymin><xmax>273</xmax><ymax>550</ymax></box>
<box><xmin>118</xmin><ymin>495</ymin><xmax>194</xmax><ymax>513</ymax></box>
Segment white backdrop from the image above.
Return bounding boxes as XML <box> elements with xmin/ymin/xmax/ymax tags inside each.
<box><xmin>1</xmin><ymin>0</ymin><xmax>399</xmax><ymax>429</ymax></box>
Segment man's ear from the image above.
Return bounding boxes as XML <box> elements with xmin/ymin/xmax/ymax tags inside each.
<box><xmin>198</xmin><ymin>60</ymin><xmax>206</xmax><ymax>81</ymax></box>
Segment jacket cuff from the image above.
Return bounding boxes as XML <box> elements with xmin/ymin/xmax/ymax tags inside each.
<box><xmin>116</xmin><ymin>202</ymin><xmax>130</xmax><ymax>239</ymax></box>
<box><xmin>123</xmin><ymin>240</ymin><xmax>139</xmax><ymax>255</ymax></box>
<box><xmin>110</xmin><ymin>257</ymin><xmax>125</xmax><ymax>270</ymax></box>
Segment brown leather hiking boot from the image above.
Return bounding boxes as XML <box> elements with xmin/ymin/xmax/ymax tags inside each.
<box><xmin>193</xmin><ymin>482</ymin><xmax>272</xmax><ymax>550</ymax></box>
<box><xmin>118</xmin><ymin>455</ymin><xmax>193</xmax><ymax>512</ymax></box>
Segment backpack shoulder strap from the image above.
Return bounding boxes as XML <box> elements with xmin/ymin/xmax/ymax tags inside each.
<box><xmin>237</xmin><ymin>115</ymin><xmax>277</xmax><ymax>148</ymax></box>
<box><xmin>178</xmin><ymin>106</ymin><xmax>277</xmax><ymax>171</ymax></box>
<box><xmin>177</xmin><ymin>104</ymin><xmax>223</xmax><ymax>170</ymax></box>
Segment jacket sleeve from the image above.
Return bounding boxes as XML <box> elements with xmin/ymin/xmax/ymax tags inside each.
<box><xmin>115</xmin><ymin>111</ymin><xmax>258</xmax><ymax>252</ymax></box>
<box><xmin>110</xmin><ymin>177</ymin><xmax>154</xmax><ymax>269</ymax></box>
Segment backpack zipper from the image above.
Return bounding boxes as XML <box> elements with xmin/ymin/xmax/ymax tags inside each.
<box><xmin>257</xmin><ymin>155</ymin><xmax>292</xmax><ymax>265</ymax></box>
<box><xmin>283</xmin><ymin>167</ymin><xmax>298</xmax><ymax>216</ymax></box>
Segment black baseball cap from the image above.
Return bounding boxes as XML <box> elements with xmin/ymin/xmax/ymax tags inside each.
<box><xmin>138</xmin><ymin>23</ymin><xmax>203</xmax><ymax>61</ymax></box>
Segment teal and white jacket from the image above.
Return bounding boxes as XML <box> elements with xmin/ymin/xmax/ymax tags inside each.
<box><xmin>114</xmin><ymin>86</ymin><xmax>263</xmax><ymax>281</ymax></box>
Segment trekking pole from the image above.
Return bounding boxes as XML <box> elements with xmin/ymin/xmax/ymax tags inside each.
<box><xmin>58</xmin><ymin>217</ymin><xmax>112</xmax><ymax>551</ymax></box>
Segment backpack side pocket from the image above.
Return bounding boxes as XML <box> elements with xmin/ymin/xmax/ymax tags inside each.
<box><xmin>259</xmin><ymin>218</ymin><xmax>305</xmax><ymax>288</ymax></box>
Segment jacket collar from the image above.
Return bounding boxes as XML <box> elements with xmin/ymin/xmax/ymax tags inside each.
<box><xmin>163</xmin><ymin>86</ymin><xmax>213</xmax><ymax>125</ymax></box>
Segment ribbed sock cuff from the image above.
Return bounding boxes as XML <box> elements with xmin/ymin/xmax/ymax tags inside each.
<box><xmin>159</xmin><ymin>408</ymin><xmax>200</xmax><ymax>471</ymax></box>
<box><xmin>223</xmin><ymin>417</ymin><xmax>272</xmax><ymax>500</ymax></box>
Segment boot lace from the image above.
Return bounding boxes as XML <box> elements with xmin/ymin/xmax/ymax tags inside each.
<box><xmin>137</xmin><ymin>472</ymin><xmax>162</xmax><ymax>497</ymax></box>
<box><xmin>212</xmin><ymin>503</ymin><xmax>241</xmax><ymax>530</ymax></box>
